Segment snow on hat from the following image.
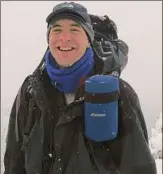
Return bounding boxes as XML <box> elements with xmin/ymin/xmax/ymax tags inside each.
<box><xmin>46</xmin><ymin>2</ymin><xmax>94</xmax><ymax>43</ymax></box>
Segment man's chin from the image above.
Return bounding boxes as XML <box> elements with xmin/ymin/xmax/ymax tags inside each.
<box><xmin>56</xmin><ymin>62</ymin><xmax>76</xmax><ymax>68</ymax></box>
<box><xmin>55</xmin><ymin>56</ymin><xmax>81</xmax><ymax>68</ymax></box>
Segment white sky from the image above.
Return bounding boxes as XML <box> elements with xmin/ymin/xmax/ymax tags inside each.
<box><xmin>1</xmin><ymin>1</ymin><xmax>162</xmax><ymax>133</ymax></box>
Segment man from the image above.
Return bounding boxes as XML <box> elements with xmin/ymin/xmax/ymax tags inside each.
<box><xmin>4</xmin><ymin>2</ymin><xmax>157</xmax><ymax>174</ymax></box>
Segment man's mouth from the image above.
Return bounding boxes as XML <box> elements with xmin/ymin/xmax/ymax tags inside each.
<box><xmin>57</xmin><ymin>46</ymin><xmax>75</xmax><ymax>51</ymax></box>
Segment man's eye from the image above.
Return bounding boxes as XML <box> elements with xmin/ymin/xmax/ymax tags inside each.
<box><xmin>71</xmin><ymin>28</ymin><xmax>80</xmax><ymax>32</ymax></box>
<box><xmin>51</xmin><ymin>28</ymin><xmax>62</xmax><ymax>32</ymax></box>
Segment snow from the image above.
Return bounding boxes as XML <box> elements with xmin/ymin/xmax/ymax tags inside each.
<box><xmin>156</xmin><ymin>159</ymin><xmax>162</xmax><ymax>174</ymax></box>
<box><xmin>1</xmin><ymin>128</ymin><xmax>7</xmax><ymax>174</ymax></box>
<box><xmin>150</xmin><ymin>112</ymin><xmax>162</xmax><ymax>159</ymax></box>
<box><xmin>149</xmin><ymin>112</ymin><xmax>162</xmax><ymax>174</ymax></box>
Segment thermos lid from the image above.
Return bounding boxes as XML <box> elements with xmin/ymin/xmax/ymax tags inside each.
<box><xmin>85</xmin><ymin>75</ymin><xmax>119</xmax><ymax>93</ymax></box>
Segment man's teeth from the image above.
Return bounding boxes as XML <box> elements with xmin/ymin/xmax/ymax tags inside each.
<box><xmin>59</xmin><ymin>47</ymin><xmax>74</xmax><ymax>51</ymax></box>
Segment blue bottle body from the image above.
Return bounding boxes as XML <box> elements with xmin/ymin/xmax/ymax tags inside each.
<box><xmin>84</xmin><ymin>75</ymin><xmax>119</xmax><ymax>142</ymax></box>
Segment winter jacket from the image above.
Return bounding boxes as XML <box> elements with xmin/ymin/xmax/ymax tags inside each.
<box><xmin>4</xmin><ymin>53</ymin><xmax>157</xmax><ymax>174</ymax></box>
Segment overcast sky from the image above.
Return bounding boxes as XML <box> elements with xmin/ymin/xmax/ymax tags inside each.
<box><xmin>1</xmin><ymin>1</ymin><xmax>162</xmax><ymax>134</ymax></box>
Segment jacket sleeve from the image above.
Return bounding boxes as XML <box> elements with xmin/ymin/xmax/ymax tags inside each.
<box><xmin>108</xmin><ymin>79</ymin><xmax>157</xmax><ymax>174</ymax></box>
<box><xmin>4</xmin><ymin>79</ymin><xmax>30</xmax><ymax>174</ymax></box>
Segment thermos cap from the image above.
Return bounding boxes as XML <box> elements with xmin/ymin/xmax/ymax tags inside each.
<box><xmin>85</xmin><ymin>75</ymin><xmax>119</xmax><ymax>93</ymax></box>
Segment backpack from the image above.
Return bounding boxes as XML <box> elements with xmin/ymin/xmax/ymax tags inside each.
<box><xmin>34</xmin><ymin>14</ymin><xmax>128</xmax><ymax>77</ymax></box>
<box><xmin>89</xmin><ymin>14</ymin><xmax>128</xmax><ymax>76</ymax></box>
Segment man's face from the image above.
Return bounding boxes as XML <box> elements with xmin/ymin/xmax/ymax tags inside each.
<box><xmin>48</xmin><ymin>19</ymin><xmax>90</xmax><ymax>67</ymax></box>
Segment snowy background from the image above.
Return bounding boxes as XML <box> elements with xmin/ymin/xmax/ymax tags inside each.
<box><xmin>1</xmin><ymin>1</ymin><xmax>162</xmax><ymax>174</ymax></box>
<box><xmin>149</xmin><ymin>113</ymin><xmax>162</xmax><ymax>174</ymax></box>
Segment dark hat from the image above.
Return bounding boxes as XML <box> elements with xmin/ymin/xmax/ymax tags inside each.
<box><xmin>46</xmin><ymin>2</ymin><xmax>94</xmax><ymax>43</ymax></box>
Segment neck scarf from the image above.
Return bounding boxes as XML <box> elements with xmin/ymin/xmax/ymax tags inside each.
<box><xmin>45</xmin><ymin>48</ymin><xmax>94</xmax><ymax>93</ymax></box>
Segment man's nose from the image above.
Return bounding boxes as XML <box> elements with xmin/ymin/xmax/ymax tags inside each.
<box><xmin>59</xmin><ymin>31</ymin><xmax>72</xmax><ymax>42</ymax></box>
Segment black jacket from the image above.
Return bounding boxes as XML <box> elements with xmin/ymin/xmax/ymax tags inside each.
<box><xmin>4</xmin><ymin>53</ymin><xmax>157</xmax><ymax>174</ymax></box>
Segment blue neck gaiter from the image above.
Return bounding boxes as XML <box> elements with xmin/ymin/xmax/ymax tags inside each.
<box><xmin>45</xmin><ymin>48</ymin><xmax>94</xmax><ymax>93</ymax></box>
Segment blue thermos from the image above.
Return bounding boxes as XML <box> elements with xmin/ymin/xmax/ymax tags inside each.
<box><xmin>84</xmin><ymin>75</ymin><xmax>120</xmax><ymax>142</ymax></box>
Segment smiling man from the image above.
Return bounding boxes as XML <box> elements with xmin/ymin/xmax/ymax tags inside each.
<box><xmin>45</xmin><ymin>4</ymin><xmax>95</xmax><ymax>93</ymax></box>
<box><xmin>4</xmin><ymin>2</ymin><xmax>156</xmax><ymax>174</ymax></box>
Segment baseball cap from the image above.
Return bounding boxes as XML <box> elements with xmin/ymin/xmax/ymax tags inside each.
<box><xmin>46</xmin><ymin>2</ymin><xmax>94</xmax><ymax>43</ymax></box>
